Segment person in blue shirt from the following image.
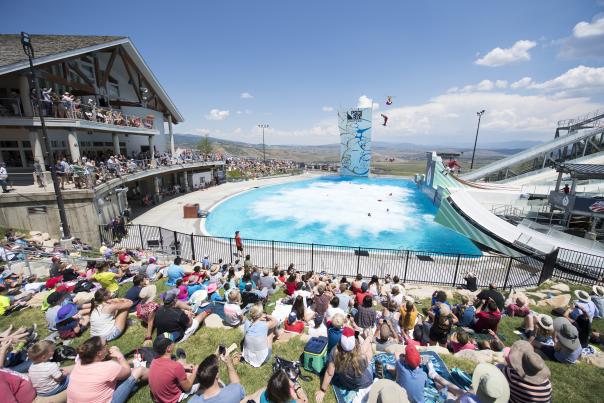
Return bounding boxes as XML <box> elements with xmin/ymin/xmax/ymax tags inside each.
<box><xmin>327</xmin><ymin>313</ymin><xmax>346</xmax><ymax>354</ymax></box>
<box><xmin>166</xmin><ymin>257</ymin><xmax>185</xmax><ymax>286</ymax></box>
<box><xmin>395</xmin><ymin>344</ymin><xmax>427</xmax><ymax>403</ymax></box>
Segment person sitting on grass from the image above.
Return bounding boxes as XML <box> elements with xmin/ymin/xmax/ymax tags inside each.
<box><xmin>248</xmin><ymin>369</ymin><xmax>309</xmax><ymax>403</ymax></box>
<box><xmin>454</xmin><ymin>294</ymin><xmax>476</xmax><ymax>328</ymax></box>
<box><xmin>399</xmin><ymin>300</ymin><xmax>419</xmax><ymax>337</ymax></box>
<box><xmin>523</xmin><ymin>314</ymin><xmax>554</xmax><ymax>345</ymax></box>
<box><xmin>428</xmin><ymin>303</ymin><xmax>457</xmax><ymax>346</ymax></box>
<box><xmin>448</xmin><ymin>329</ymin><xmax>477</xmax><ymax>353</ymax></box>
<box><xmin>284</xmin><ymin>311</ymin><xmax>305</xmax><ymax>334</ymax></box>
<box><xmin>242</xmin><ymin>304</ymin><xmax>280</xmax><ymax>367</ymax></box>
<box><xmin>291</xmin><ymin>294</ymin><xmax>314</xmax><ymax>322</ymax></box>
<box><xmin>327</xmin><ymin>313</ymin><xmax>346</xmax><ymax>353</ymax></box>
<box><xmin>27</xmin><ymin>340</ymin><xmax>72</xmax><ymax>397</ymax></box>
<box><xmin>394</xmin><ymin>344</ymin><xmax>427</xmax><ymax>403</ymax></box>
<box><xmin>500</xmin><ymin>340</ymin><xmax>553</xmax><ymax>403</ymax></box>
<box><xmin>569</xmin><ymin>290</ymin><xmax>596</xmax><ymax>349</ymax></box>
<box><xmin>56</xmin><ymin>302</ymin><xmax>89</xmax><ymax>340</ymax></box>
<box><xmin>125</xmin><ymin>274</ymin><xmax>157</xmax><ymax>312</ymax></box>
<box><xmin>89</xmin><ymin>288</ymin><xmax>132</xmax><ymax>341</ymax></box>
<box><xmin>536</xmin><ymin>317</ymin><xmax>582</xmax><ymax>364</ymax></box>
<box><xmin>153</xmin><ymin>290</ymin><xmax>211</xmax><ymax>343</ymax></box>
<box><xmin>315</xmin><ymin>326</ymin><xmax>374</xmax><ymax>403</ymax></box>
<box><xmin>353</xmin><ymin>295</ymin><xmax>377</xmax><ymax>331</ymax></box>
<box><xmin>189</xmin><ymin>351</ymin><xmax>244</xmax><ymax>403</ymax></box>
<box><xmin>312</xmin><ymin>283</ymin><xmax>333</xmax><ymax>317</ymax></box>
<box><xmin>374</xmin><ymin>318</ymin><xmax>398</xmax><ymax>352</ymax></box>
<box><xmin>473</xmin><ymin>298</ymin><xmax>502</xmax><ymax>334</ymax></box>
<box><xmin>166</xmin><ymin>257</ymin><xmax>186</xmax><ymax>287</ymax></box>
<box><xmin>67</xmin><ymin>336</ymin><xmax>148</xmax><ymax>403</ymax></box>
<box><xmin>505</xmin><ymin>289</ymin><xmax>530</xmax><ymax>317</ymax></box>
<box><xmin>148</xmin><ymin>336</ymin><xmax>198</xmax><ymax>403</ymax></box>
<box><xmin>92</xmin><ymin>262</ymin><xmax>123</xmax><ymax>296</ymax></box>
<box><xmin>308</xmin><ymin>313</ymin><xmax>328</xmax><ymax>338</ymax></box>
<box><xmin>592</xmin><ymin>285</ymin><xmax>604</xmax><ymax>319</ymax></box>
<box><xmin>325</xmin><ymin>296</ymin><xmax>346</xmax><ymax>323</ymax></box>
<box><xmin>223</xmin><ymin>290</ymin><xmax>244</xmax><ymax>327</ymax></box>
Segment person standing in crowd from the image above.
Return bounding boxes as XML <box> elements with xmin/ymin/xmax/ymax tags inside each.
<box><xmin>235</xmin><ymin>231</ymin><xmax>243</xmax><ymax>258</ymax></box>
<box><xmin>0</xmin><ymin>163</ymin><xmax>9</xmax><ymax>193</ymax></box>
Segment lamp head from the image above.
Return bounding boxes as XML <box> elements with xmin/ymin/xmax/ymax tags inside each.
<box><xmin>21</xmin><ymin>32</ymin><xmax>33</xmax><ymax>57</ymax></box>
<box><xmin>477</xmin><ymin>110</ymin><xmax>485</xmax><ymax>116</ymax></box>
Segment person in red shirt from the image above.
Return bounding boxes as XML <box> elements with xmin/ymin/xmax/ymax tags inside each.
<box><xmin>284</xmin><ymin>274</ymin><xmax>297</xmax><ymax>296</ymax></box>
<box><xmin>473</xmin><ymin>299</ymin><xmax>502</xmax><ymax>333</ymax></box>
<box><xmin>234</xmin><ymin>231</ymin><xmax>243</xmax><ymax>258</ymax></box>
<box><xmin>284</xmin><ymin>312</ymin><xmax>305</xmax><ymax>334</ymax></box>
<box><xmin>355</xmin><ymin>283</ymin><xmax>371</xmax><ymax>307</ymax></box>
<box><xmin>148</xmin><ymin>337</ymin><xmax>197</xmax><ymax>403</ymax></box>
<box><xmin>0</xmin><ymin>368</ymin><xmax>36</xmax><ymax>403</ymax></box>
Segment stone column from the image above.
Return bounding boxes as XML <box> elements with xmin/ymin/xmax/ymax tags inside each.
<box><xmin>182</xmin><ymin>170</ymin><xmax>189</xmax><ymax>192</ymax></box>
<box><xmin>153</xmin><ymin>175</ymin><xmax>162</xmax><ymax>203</ymax></box>
<box><xmin>149</xmin><ymin>135</ymin><xmax>155</xmax><ymax>159</ymax></box>
<box><xmin>67</xmin><ymin>130</ymin><xmax>80</xmax><ymax>162</ymax></box>
<box><xmin>29</xmin><ymin>129</ymin><xmax>45</xmax><ymax>167</ymax></box>
<box><xmin>19</xmin><ymin>75</ymin><xmax>33</xmax><ymax>116</ymax></box>
<box><xmin>112</xmin><ymin>133</ymin><xmax>120</xmax><ymax>156</ymax></box>
<box><xmin>168</xmin><ymin>116</ymin><xmax>175</xmax><ymax>155</ymax></box>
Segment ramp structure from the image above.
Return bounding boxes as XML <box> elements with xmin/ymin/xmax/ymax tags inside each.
<box><xmin>338</xmin><ymin>108</ymin><xmax>372</xmax><ymax>176</ymax></box>
<box><xmin>462</xmin><ymin>109</ymin><xmax>604</xmax><ymax>182</ymax></box>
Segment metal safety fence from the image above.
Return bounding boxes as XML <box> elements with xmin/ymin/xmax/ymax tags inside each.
<box><xmin>98</xmin><ymin>224</ymin><xmax>556</xmax><ymax>289</ymax></box>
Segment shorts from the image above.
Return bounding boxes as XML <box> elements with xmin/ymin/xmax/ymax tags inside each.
<box><xmin>237</xmin><ymin>246</ymin><xmax>243</xmax><ymax>251</ymax></box>
<box><xmin>539</xmin><ymin>345</ymin><xmax>556</xmax><ymax>361</ymax></box>
<box><xmin>105</xmin><ymin>326</ymin><xmax>122</xmax><ymax>341</ymax></box>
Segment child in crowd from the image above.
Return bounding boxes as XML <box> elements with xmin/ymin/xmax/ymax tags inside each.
<box><xmin>28</xmin><ymin>340</ymin><xmax>71</xmax><ymax>397</ymax></box>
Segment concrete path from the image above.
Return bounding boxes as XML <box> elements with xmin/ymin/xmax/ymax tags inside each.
<box><xmin>131</xmin><ymin>172</ymin><xmax>324</xmax><ymax>235</ymax></box>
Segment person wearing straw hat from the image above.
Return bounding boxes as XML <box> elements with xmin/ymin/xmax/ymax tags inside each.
<box><xmin>572</xmin><ymin>290</ymin><xmax>596</xmax><ymax>321</ymax></box>
<box><xmin>537</xmin><ymin>317</ymin><xmax>582</xmax><ymax>364</ymax></box>
<box><xmin>366</xmin><ymin>379</ymin><xmax>409</xmax><ymax>403</ymax></box>
<box><xmin>592</xmin><ymin>285</ymin><xmax>604</xmax><ymax>319</ymax></box>
<box><xmin>426</xmin><ymin>361</ymin><xmax>510</xmax><ymax>402</ymax></box>
<box><xmin>569</xmin><ymin>290</ymin><xmax>597</xmax><ymax>349</ymax></box>
<box><xmin>523</xmin><ymin>314</ymin><xmax>554</xmax><ymax>346</ymax></box>
<box><xmin>501</xmin><ymin>340</ymin><xmax>552</xmax><ymax>403</ymax></box>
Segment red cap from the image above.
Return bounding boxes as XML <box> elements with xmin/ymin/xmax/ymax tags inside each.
<box><xmin>405</xmin><ymin>344</ymin><xmax>421</xmax><ymax>369</ymax></box>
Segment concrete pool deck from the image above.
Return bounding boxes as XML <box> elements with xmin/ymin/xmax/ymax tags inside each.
<box><xmin>131</xmin><ymin>172</ymin><xmax>325</xmax><ymax>234</ymax></box>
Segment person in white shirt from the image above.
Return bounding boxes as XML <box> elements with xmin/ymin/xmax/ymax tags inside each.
<box><xmin>308</xmin><ymin>314</ymin><xmax>328</xmax><ymax>338</ymax></box>
<box><xmin>0</xmin><ymin>163</ymin><xmax>9</xmax><ymax>193</ymax></box>
<box><xmin>325</xmin><ymin>297</ymin><xmax>346</xmax><ymax>323</ymax></box>
<box><xmin>224</xmin><ymin>290</ymin><xmax>244</xmax><ymax>327</ymax></box>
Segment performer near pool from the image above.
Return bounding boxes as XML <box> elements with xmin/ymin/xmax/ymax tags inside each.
<box><xmin>235</xmin><ymin>230</ymin><xmax>244</xmax><ymax>257</ymax></box>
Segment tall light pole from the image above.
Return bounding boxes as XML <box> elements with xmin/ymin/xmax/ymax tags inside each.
<box><xmin>21</xmin><ymin>32</ymin><xmax>71</xmax><ymax>239</ymax></box>
<box><xmin>257</xmin><ymin>124</ymin><xmax>269</xmax><ymax>163</ymax></box>
<box><xmin>470</xmin><ymin>110</ymin><xmax>485</xmax><ymax>170</ymax></box>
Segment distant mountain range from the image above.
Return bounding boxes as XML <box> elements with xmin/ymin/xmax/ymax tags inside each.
<box><xmin>174</xmin><ymin>133</ymin><xmax>543</xmax><ymax>163</ymax></box>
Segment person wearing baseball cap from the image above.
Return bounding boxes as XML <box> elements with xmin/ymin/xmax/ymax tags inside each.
<box><xmin>395</xmin><ymin>344</ymin><xmax>427</xmax><ymax>403</ymax></box>
<box><xmin>537</xmin><ymin>317</ymin><xmax>582</xmax><ymax>364</ymax></box>
<box><xmin>316</xmin><ymin>326</ymin><xmax>373</xmax><ymax>403</ymax></box>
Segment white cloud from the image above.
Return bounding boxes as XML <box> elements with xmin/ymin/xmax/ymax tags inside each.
<box><xmin>475</xmin><ymin>40</ymin><xmax>537</xmax><ymax>67</ymax></box>
<box><xmin>449</xmin><ymin>80</ymin><xmax>495</xmax><ymax>93</ymax></box>
<box><xmin>357</xmin><ymin>95</ymin><xmax>374</xmax><ymax>108</ymax></box>
<box><xmin>192</xmin><ymin>128</ymin><xmax>211</xmax><ymax>136</ymax></box>
<box><xmin>240</xmin><ymin>92</ymin><xmax>254</xmax><ymax>99</ymax></box>
<box><xmin>322</xmin><ymin>106</ymin><xmax>334</xmax><ymax>112</ymax></box>
<box><xmin>527</xmin><ymin>65</ymin><xmax>604</xmax><ymax>96</ymax></box>
<box><xmin>204</xmin><ymin>109</ymin><xmax>230</xmax><ymax>121</ymax></box>
<box><xmin>573</xmin><ymin>15</ymin><xmax>604</xmax><ymax>38</ymax></box>
<box><xmin>495</xmin><ymin>80</ymin><xmax>508</xmax><ymax>89</ymax></box>
<box><xmin>236</xmin><ymin>110</ymin><xmax>243</xmax><ymax>115</ymax></box>
<box><xmin>511</xmin><ymin>77</ymin><xmax>533</xmax><ymax>89</ymax></box>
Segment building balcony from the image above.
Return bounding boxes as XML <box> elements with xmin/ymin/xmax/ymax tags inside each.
<box><xmin>0</xmin><ymin>97</ymin><xmax>159</xmax><ymax>135</ymax></box>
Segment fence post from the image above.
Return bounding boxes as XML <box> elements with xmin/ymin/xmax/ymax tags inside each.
<box><xmin>356</xmin><ymin>247</ymin><xmax>361</xmax><ymax>276</ymax></box>
<box><xmin>503</xmin><ymin>257</ymin><xmax>513</xmax><ymax>290</ymax></box>
<box><xmin>190</xmin><ymin>233</ymin><xmax>196</xmax><ymax>261</ymax></box>
<box><xmin>452</xmin><ymin>254</ymin><xmax>461</xmax><ymax>286</ymax></box>
<box><xmin>229</xmin><ymin>238</ymin><xmax>233</xmax><ymax>263</ymax></box>
<box><xmin>271</xmin><ymin>240</ymin><xmax>275</xmax><ymax>269</ymax></box>
<box><xmin>403</xmin><ymin>250</ymin><xmax>410</xmax><ymax>283</ymax></box>
<box><xmin>139</xmin><ymin>225</ymin><xmax>145</xmax><ymax>250</ymax></box>
<box><xmin>311</xmin><ymin>244</ymin><xmax>314</xmax><ymax>272</ymax></box>
<box><xmin>173</xmin><ymin>231</ymin><xmax>179</xmax><ymax>257</ymax></box>
<box><xmin>159</xmin><ymin>228</ymin><xmax>164</xmax><ymax>251</ymax></box>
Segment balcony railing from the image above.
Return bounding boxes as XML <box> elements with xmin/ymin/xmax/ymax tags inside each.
<box><xmin>0</xmin><ymin>97</ymin><xmax>22</xmax><ymax>117</ymax></box>
<box><xmin>22</xmin><ymin>99</ymin><xmax>155</xmax><ymax>129</ymax></box>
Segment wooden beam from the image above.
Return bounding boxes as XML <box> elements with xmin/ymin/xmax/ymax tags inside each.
<box><xmin>38</xmin><ymin>71</ymin><xmax>95</xmax><ymax>93</ymax></box>
<box><xmin>62</xmin><ymin>62</ymin><xmax>68</xmax><ymax>80</ymax></box>
<box><xmin>119</xmin><ymin>48</ymin><xmax>141</xmax><ymax>102</ymax></box>
<box><xmin>93</xmin><ymin>55</ymin><xmax>101</xmax><ymax>87</ymax></box>
<box><xmin>101</xmin><ymin>48</ymin><xmax>118</xmax><ymax>87</ymax></box>
<box><xmin>68</xmin><ymin>62</ymin><xmax>96</xmax><ymax>90</ymax></box>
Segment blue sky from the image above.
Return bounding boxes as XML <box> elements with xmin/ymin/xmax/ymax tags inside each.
<box><xmin>3</xmin><ymin>0</ymin><xmax>604</xmax><ymax>145</ymax></box>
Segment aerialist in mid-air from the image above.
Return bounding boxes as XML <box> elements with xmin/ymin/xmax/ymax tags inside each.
<box><xmin>381</xmin><ymin>114</ymin><xmax>389</xmax><ymax>126</ymax></box>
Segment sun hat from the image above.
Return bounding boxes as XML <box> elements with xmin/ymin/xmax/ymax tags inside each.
<box><xmin>366</xmin><ymin>379</ymin><xmax>409</xmax><ymax>403</ymax></box>
<box><xmin>536</xmin><ymin>314</ymin><xmax>554</xmax><ymax>331</ymax></box>
<box><xmin>206</xmin><ymin>283</ymin><xmax>217</xmax><ymax>294</ymax></box>
<box><xmin>56</xmin><ymin>303</ymin><xmax>78</xmax><ymax>323</ymax></box>
<box><xmin>593</xmin><ymin>285</ymin><xmax>604</xmax><ymax>297</ymax></box>
<box><xmin>553</xmin><ymin>317</ymin><xmax>580</xmax><ymax>350</ymax></box>
<box><xmin>340</xmin><ymin>327</ymin><xmax>356</xmax><ymax>352</ymax></box>
<box><xmin>574</xmin><ymin>290</ymin><xmax>590</xmax><ymax>303</ymax></box>
<box><xmin>404</xmin><ymin>344</ymin><xmax>421</xmax><ymax>369</ymax></box>
<box><xmin>287</xmin><ymin>312</ymin><xmax>297</xmax><ymax>325</ymax></box>
<box><xmin>507</xmin><ymin>340</ymin><xmax>551</xmax><ymax>384</ymax></box>
<box><xmin>472</xmin><ymin>363</ymin><xmax>511</xmax><ymax>403</ymax></box>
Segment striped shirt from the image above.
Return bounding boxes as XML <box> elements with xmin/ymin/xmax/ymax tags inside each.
<box><xmin>501</xmin><ymin>365</ymin><xmax>552</xmax><ymax>403</ymax></box>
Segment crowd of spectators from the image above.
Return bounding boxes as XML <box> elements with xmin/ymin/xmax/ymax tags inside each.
<box><xmin>225</xmin><ymin>157</ymin><xmax>299</xmax><ymax>179</ymax></box>
<box><xmin>1</xmin><ymin>232</ymin><xmax>604</xmax><ymax>402</ymax></box>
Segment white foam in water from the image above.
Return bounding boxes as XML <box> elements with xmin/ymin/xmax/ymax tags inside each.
<box><xmin>251</xmin><ymin>181</ymin><xmax>429</xmax><ymax>237</ymax></box>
